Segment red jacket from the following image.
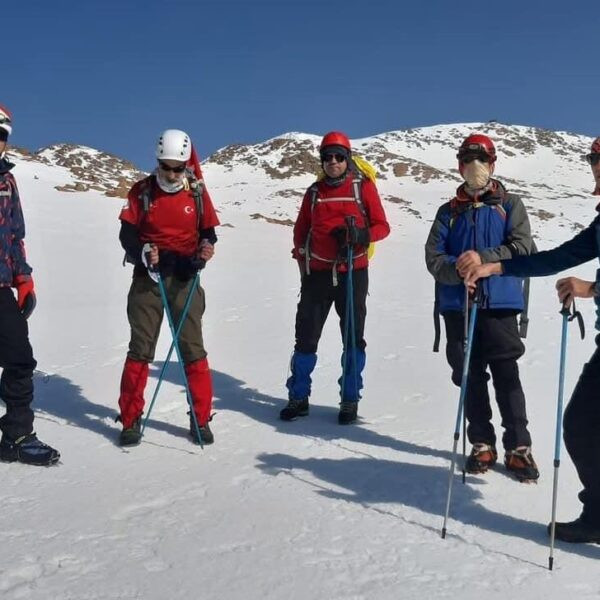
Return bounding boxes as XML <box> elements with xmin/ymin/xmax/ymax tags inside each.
<box><xmin>120</xmin><ymin>176</ymin><xmax>220</xmax><ymax>256</ymax></box>
<box><xmin>293</xmin><ymin>172</ymin><xmax>390</xmax><ymax>272</ymax></box>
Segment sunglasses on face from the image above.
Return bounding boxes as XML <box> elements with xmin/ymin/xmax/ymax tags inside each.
<box><xmin>586</xmin><ymin>153</ymin><xmax>600</xmax><ymax>166</ymax></box>
<box><xmin>158</xmin><ymin>161</ymin><xmax>186</xmax><ymax>173</ymax></box>
<box><xmin>321</xmin><ymin>153</ymin><xmax>347</xmax><ymax>164</ymax></box>
<box><xmin>458</xmin><ymin>152</ymin><xmax>491</xmax><ymax>164</ymax></box>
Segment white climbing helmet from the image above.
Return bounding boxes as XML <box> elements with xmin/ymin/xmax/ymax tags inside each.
<box><xmin>155</xmin><ymin>129</ymin><xmax>192</xmax><ymax>161</ymax></box>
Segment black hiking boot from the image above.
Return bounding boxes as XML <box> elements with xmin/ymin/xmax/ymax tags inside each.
<box><xmin>119</xmin><ymin>417</ymin><xmax>142</xmax><ymax>447</ymax></box>
<box><xmin>0</xmin><ymin>433</ymin><xmax>60</xmax><ymax>466</ymax></box>
<box><xmin>338</xmin><ymin>401</ymin><xmax>358</xmax><ymax>425</ymax></box>
<box><xmin>547</xmin><ymin>516</ymin><xmax>600</xmax><ymax>544</ymax></box>
<box><xmin>504</xmin><ymin>446</ymin><xmax>539</xmax><ymax>482</ymax></box>
<box><xmin>280</xmin><ymin>398</ymin><xmax>309</xmax><ymax>421</ymax></box>
<box><xmin>190</xmin><ymin>414</ymin><xmax>214</xmax><ymax>445</ymax></box>
<box><xmin>465</xmin><ymin>443</ymin><xmax>498</xmax><ymax>474</ymax></box>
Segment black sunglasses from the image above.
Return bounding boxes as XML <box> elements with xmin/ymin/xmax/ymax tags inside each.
<box><xmin>458</xmin><ymin>152</ymin><xmax>491</xmax><ymax>164</ymax></box>
<box><xmin>321</xmin><ymin>153</ymin><xmax>347</xmax><ymax>163</ymax></box>
<box><xmin>585</xmin><ymin>153</ymin><xmax>600</xmax><ymax>166</ymax></box>
<box><xmin>158</xmin><ymin>161</ymin><xmax>187</xmax><ymax>173</ymax></box>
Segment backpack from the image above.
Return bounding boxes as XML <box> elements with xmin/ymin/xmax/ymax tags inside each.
<box><xmin>302</xmin><ymin>157</ymin><xmax>377</xmax><ymax>282</ymax></box>
<box><xmin>122</xmin><ymin>170</ymin><xmax>205</xmax><ymax>266</ymax></box>
<box><xmin>432</xmin><ymin>191</ymin><xmax>532</xmax><ymax>351</ymax></box>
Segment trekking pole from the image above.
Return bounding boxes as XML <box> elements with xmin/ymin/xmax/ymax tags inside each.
<box><xmin>145</xmin><ymin>271</ymin><xmax>204</xmax><ymax>448</ymax></box>
<box><xmin>441</xmin><ymin>283</ymin><xmax>481</xmax><ymax>539</ymax></box>
<box><xmin>340</xmin><ymin>216</ymin><xmax>358</xmax><ymax>402</ymax></box>
<box><xmin>462</xmin><ymin>286</ymin><xmax>469</xmax><ymax>484</ymax></box>
<box><xmin>141</xmin><ymin>271</ymin><xmax>200</xmax><ymax>436</ymax></box>
<box><xmin>549</xmin><ymin>299</ymin><xmax>585</xmax><ymax>570</ymax></box>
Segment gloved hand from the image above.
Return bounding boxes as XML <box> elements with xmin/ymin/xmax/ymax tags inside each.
<box><xmin>141</xmin><ymin>243</ymin><xmax>160</xmax><ymax>282</ymax></box>
<box><xmin>189</xmin><ymin>256</ymin><xmax>207</xmax><ymax>272</ymax></box>
<box><xmin>142</xmin><ymin>243</ymin><xmax>159</xmax><ymax>269</ymax></box>
<box><xmin>13</xmin><ymin>275</ymin><xmax>36</xmax><ymax>319</ymax></box>
<box><xmin>189</xmin><ymin>240</ymin><xmax>212</xmax><ymax>272</ymax></box>
<box><xmin>331</xmin><ymin>224</ymin><xmax>370</xmax><ymax>249</ymax></box>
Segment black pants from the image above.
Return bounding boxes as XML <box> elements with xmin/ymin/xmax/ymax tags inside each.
<box><xmin>444</xmin><ymin>309</ymin><xmax>531</xmax><ymax>451</ymax></box>
<box><xmin>564</xmin><ymin>334</ymin><xmax>600</xmax><ymax>523</ymax></box>
<box><xmin>294</xmin><ymin>269</ymin><xmax>368</xmax><ymax>354</ymax></box>
<box><xmin>0</xmin><ymin>288</ymin><xmax>37</xmax><ymax>439</ymax></box>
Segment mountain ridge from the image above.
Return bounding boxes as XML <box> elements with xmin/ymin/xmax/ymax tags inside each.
<box><xmin>6</xmin><ymin>121</ymin><xmax>596</xmax><ymax>243</ymax></box>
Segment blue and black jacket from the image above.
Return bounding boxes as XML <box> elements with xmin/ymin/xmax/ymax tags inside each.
<box><xmin>425</xmin><ymin>180</ymin><xmax>533</xmax><ymax>312</ymax></box>
<box><xmin>502</xmin><ymin>211</ymin><xmax>600</xmax><ymax>330</ymax></box>
<box><xmin>0</xmin><ymin>157</ymin><xmax>32</xmax><ymax>287</ymax></box>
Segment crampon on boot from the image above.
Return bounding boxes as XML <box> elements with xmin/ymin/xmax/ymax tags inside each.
<box><xmin>118</xmin><ymin>416</ymin><xmax>142</xmax><ymax>447</ymax></box>
<box><xmin>504</xmin><ymin>446</ymin><xmax>539</xmax><ymax>482</ymax></box>
<box><xmin>0</xmin><ymin>432</ymin><xmax>60</xmax><ymax>466</ymax></box>
<box><xmin>465</xmin><ymin>443</ymin><xmax>498</xmax><ymax>474</ymax></box>
<box><xmin>189</xmin><ymin>413</ymin><xmax>214</xmax><ymax>445</ymax></box>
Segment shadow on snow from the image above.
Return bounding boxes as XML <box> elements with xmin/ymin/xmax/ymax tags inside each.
<box><xmin>209</xmin><ymin>367</ymin><xmax>600</xmax><ymax>563</ymax></box>
<box><xmin>30</xmin><ymin>370</ymin><xmax>189</xmax><ymax>444</ymax></box>
<box><xmin>30</xmin><ymin>364</ymin><xmax>600</xmax><ymax>562</ymax></box>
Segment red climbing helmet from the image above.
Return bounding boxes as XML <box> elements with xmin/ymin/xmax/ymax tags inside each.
<box><xmin>457</xmin><ymin>134</ymin><xmax>497</xmax><ymax>162</ymax></box>
<box><xmin>320</xmin><ymin>131</ymin><xmax>351</xmax><ymax>152</ymax></box>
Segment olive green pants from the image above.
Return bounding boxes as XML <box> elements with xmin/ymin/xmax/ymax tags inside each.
<box><xmin>126</xmin><ymin>273</ymin><xmax>206</xmax><ymax>364</ymax></box>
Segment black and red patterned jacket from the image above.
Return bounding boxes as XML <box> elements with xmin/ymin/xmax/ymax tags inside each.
<box><xmin>0</xmin><ymin>157</ymin><xmax>32</xmax><ymax>287</ymax></box>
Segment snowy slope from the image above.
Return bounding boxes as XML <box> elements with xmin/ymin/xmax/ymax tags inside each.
<box><xmin>1</xmin><ymin>123</ymin><xmax>600</xmax><ymax>600</ymax></box>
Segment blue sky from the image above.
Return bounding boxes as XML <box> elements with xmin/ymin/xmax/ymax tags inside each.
<box><xmin>4</xmin><ymin>0</ymin><xmax>599</xmax><ymax>169</ymax></box>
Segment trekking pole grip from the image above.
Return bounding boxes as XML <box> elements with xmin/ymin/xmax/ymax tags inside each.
<box><xmin>471</xmin><ymin>280</ymin><xmax>484</xmax><ymax>305</ymax></box>
<box><xmin>568</xmin><ymin>299</ymin><xmax>585</xmax><ymax>340</ymax></box>
<box><xmin>560</xmin><ymin>298</ymin><xmax>585</xmax><ymax>339</ymax></box>
<box><xmin>143</xmin><ymin>242</ymin><xmax>159</xmax><ymax>274</ymax></box>
<box><xmin>345</xmin><ymin>215</ymin><xmax>356</xmax><ymax>242</ymax></box>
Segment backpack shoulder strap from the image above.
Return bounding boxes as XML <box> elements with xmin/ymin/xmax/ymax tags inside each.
<box><xmin>449</xmin><ymin>196</ymin><xmax>465</xmax><ymax>228</ymax></box>
<box><xmin>486</xmin><ymin>181</ymin><xmax>509</xmax><ymax>221</ymax></box>
<box><xmin>519</xmin><ymin>276</ymin><xmax>530</xmax><ymax>338</ymax></box>
<box><xmin>303</xmin><ymin>182</ymin><xmax>321</xmax><ymax>275</ymax></box>
<box><xmin>432</xmin><ymin>281</ymin><xmax>441</xmax><ymax>352</ymax></box>
<box><xmin>308</xmin><ymin>182</ymin><xmax>319</xmax><ymax>213</ymax></box>
<box><xmin>138</xmin><ymin>176</ymin><xmax>154</xmax><ymax>214</ymax></box>
<box><xmin>186</xmin><ymin>171</ymin><xmax>205</xmax><ymax>229</ymax></box>
<box><xmin>351</xmin><ymin>172</ymin><xmax>370</xmax><ymax>226</ymax></box>
<box><xmin>187</xmin><ymin>171</ymin><xmax>204</xmax><ymax>213</ymax></box>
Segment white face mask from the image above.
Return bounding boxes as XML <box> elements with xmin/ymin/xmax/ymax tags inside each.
<box><xmin>462</xmin><ymin>160</ymin><xmax>491</xmax><ymax>190</ymax></box>
<box><xmin>155</xmin><ymin>169</ymin><xmax>185</xmax><ymax>193</ymax></box>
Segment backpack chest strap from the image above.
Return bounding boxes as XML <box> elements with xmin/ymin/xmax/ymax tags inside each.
<box><xmin>303</xmin><ymin>176</ymin><xmax>369</xmax><ymax>283</ymax></box>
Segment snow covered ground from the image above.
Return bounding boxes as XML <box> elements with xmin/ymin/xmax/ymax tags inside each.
<box><xmin>1</xmin><ymin>129</ymin><xmax>600</xmax><ymax>599</ymax></box>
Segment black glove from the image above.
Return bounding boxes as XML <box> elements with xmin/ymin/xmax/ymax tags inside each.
<box><xmin>173</xmin><ymin>255</ymin><xmax>205</xmax><ymax>281</ymax></box>
<box><xmin>331</xmin><ymin>224</ymin><xmax>370</xmax><ymax>249</ymax></box>
<box><xmin>190</xmin><ymin>256</ymin><xmax>207</xmax><ymax>272</ymax></box>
